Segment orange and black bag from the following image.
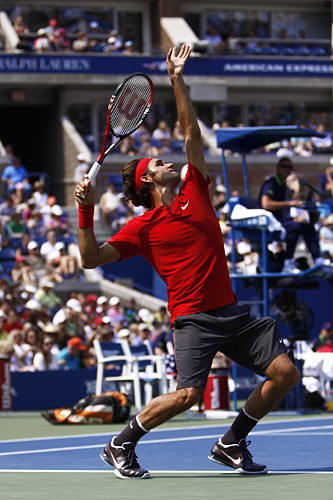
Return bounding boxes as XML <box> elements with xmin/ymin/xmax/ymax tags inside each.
<box><xmin>42</xmin><ymin>391</ymin><xmax>130</xmax><ymax>425</ymax></box>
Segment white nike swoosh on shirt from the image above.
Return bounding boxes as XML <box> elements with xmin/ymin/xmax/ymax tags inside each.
<box><xmin>181</xmin><ymin>200</ymin><xmax>189</xmax><ymax>210</ymax></box>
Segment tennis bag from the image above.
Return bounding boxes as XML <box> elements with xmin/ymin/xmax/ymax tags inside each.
<box><xmin>42</xmin><ymin>391</ymin><xmax>130</xmax><ymax>425</ymax></box>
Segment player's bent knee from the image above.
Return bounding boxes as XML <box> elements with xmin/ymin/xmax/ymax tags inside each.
<box><xmin>181</xmin><ymin>387</ymin><xmax>204</xmax><ymax>408</ymax></box>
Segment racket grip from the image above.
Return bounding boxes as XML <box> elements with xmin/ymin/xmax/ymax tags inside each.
<box><xmin>76</xmin><ymin>161</ymin><xmax>101</xmax><ymax>199</ymax></box>
<box><xmin>88</xmin><ymin>161</ymin><xmax>102</xmax><ymax>181</ymax></box>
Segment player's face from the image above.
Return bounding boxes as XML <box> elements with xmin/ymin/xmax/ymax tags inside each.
<box><xmin>146</xmin><ymin>158</ymin><xmax>180</xmax><ymax>188</ymax></box>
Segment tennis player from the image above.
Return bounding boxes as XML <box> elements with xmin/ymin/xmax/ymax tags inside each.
<box><xmin>74</xmin><ymin>45</ymin><xmax>300</xmax><ymax>479</ymax></box>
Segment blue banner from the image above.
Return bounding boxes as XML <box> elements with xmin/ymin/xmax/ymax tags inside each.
<box><xmin>11</xmin><ymin>368</ymin><xmax>120</xmax><ymax>410</ymax></box>
<box><xmin>1</xmin><ymin>53</ymin><xmax>333</xmax><ymax>78</ymax></box>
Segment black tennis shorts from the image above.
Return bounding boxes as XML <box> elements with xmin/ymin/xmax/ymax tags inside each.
<box><xmin>172</xmin><ymin>302</ymin><xmax>287</xmax><ymax>390</ymax></box>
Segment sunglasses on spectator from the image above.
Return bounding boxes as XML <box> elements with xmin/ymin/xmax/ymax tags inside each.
<box><xmin>43</xmin><ymin>342</ymin><xmax>54</xmax><ymax>346</ymax></box>
<box><xmin>280</xmin><ymin>164</ymin><xmax>293</xmax><ymax>170</ymax></box>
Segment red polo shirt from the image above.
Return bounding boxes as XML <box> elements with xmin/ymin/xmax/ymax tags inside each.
<box><xmin>108</xmin><ymin>163</ymin><xmax>235</xmax><ymax>323</ymax></box>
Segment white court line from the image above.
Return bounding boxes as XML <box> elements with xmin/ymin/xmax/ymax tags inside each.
<box><xmin>0</xmin><ymin>469</ymin><xmax>332</xmax><ymax>475</ymax></box>
<box><xmin>1</xmin><ymin>414</ymin><xmax>333</xmax><ymax>444</ymax></box>
<box><xmin>1</xmin><ymin>424</ymin><xmax>333</xmax><ymax>457</ymax></box>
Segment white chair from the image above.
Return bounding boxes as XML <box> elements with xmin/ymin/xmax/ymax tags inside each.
<box><xmin>122</xmin><ymin>340</ymin><xmax>168</xmax><ymax>407</ymax></box>
<box><xmin>93</xmin><ymin>339</ymin><xmax>143</xmax><ymax>414</ymax></box>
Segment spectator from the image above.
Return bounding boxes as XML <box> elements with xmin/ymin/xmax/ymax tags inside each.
<box><xmin>33</xmin><ymin>28</ymin><xmax>52</xmax><ymax>53</ymax></box>
<box><xmin>27</xmin><ymin>210</ymin><xmax>47</xmax><ymax>239</ymax></box>
<box><xmin>205</xmin><ymin>24</ymin><xmax>223</xmax><ymax>52</ymax></box>
<box><xmin>57</xmin><ymin>336</ymin><xmax>85</xmax><ymax>369</ymax></box>
<box><xmin>311</xmin><ymin>124</ymin><xmax>333</xmax><ymax>154</ymax></box>
<box><xmin>119</xmin><ymin>137</ymin><xmax>138</xmax><ymax>156</ymax></box>
<box><xmin>0</xmin><ymin>316</ymin><xmax>7</xmax><ymax>340</ymax></box>
<box><xmin>72</xmin><ymin>31</ymin><xmax>89</xmax><ymax>52</ymax></box>
<box><xmin>11</xmin><ymin>255</ymin><xmax>36</xmax><ymax>285</ymax></box>
<box><xmin>46</xmin><ymin>205</ymin><xmax>71</xmax><ymax>236</ymax></box>
<box><xmin>40</xmin><ymin>230</ymin><xmax>57</xmax><ymax>260</ymax></box>
<box><xmin>311</xmin><ymin>322</ymin><xmax>333</xmax><ymax>352</ymax></box>
<box><xmin>152</xmin><ymin>121</ymin><xmax>171</xmax><ymax>141</ymax></box>
<box><xmin>153</xmin><ymin>327</ymin><xmax>174</xmax><ymax>355</ymax></box>
<box><xmin>158</xmin><ymin>138</ymin><xmax>173</xmax><ymax>155</ymax></box>
<box><xmin>107</xmin><ymin>296</ymin><xmax>126</xmax><ymax>324</ymax></box>
<box><xmin>8</xmin><ymin>329</ymin><xmax>30</xmax><ymax>371</ymax></box>
<box><xmin>84</xmin><ymin>294</ymin><xmax>98</xmax><ymax>315</ymax></box>
<box><xmin>94</xmin><ymin>316</ymin><xmax>114</xmax><ymax>343</ymax></box>
<box><xmin>172</xmin><ymin>120</ymin><xmax>184</xmax><ymax>142</ymax></box>
<box><xmin>34</xmin><ymin>282</ymin><xmax>62</xmax><ymax>309</ymax></box>
<box><xmin>319</xmin><ymin>213</ymin><xmax>333</xmax><ymax>259</ymax></box>
<box><xmin>132</xmin><ymin>322</ymin><xmax>152</xmax><ymax>347</ymax></box>
<box><xmin>1</xmin><ymin>156</ymin><xmax>31</xmax><ymax>202</ymax></box>
<box><xmin>33</xmin><ymin>334</ymin><xmax>59</xmax><ymax>370</ymax></box>
<box><xmin>6</xmin><ymin>210</ymin><xmax>26</xmax><ymax>238</ymax></box>
<box><xmin>0</xmin><ymin>196</ymin><xmax>16</xmax><ymax>222</ymax></box>
<box><xmin>322</xmin><ymin>160</ymin><xmax>333</xmax><ymax>199</ymax></box>
<box><xmin>54</xmin><ymin>28</ymin><xmax>70</xmax><ymax>52</ymax></box>
<box><xmin>137</xmin><ymin>137</ymin><xmax>159</xmax><ymax>158</ymax></box>
<box><xmin>40</xmin><ymin>196</ymin><xmax>57</xmax><ymax>227</ymax></box>
<box><xmin>51</xmin><ymin>242</ymin><xmax>79</xmax><ymax>280</ymax></box>
<box><xmin>74</xmin><ymin>154</ymin><xmax>90</xmax><ymax>184</ymax></box>
<box><xmin>99</xmin><ymin>182</ymin><xmax>119</xmax><ymax>227</ymax></box>
<box><xmin>96</xmin><ymin>296</ymin><xmax>109</xmax><ymax>315</ymax></box>
<box><xmin>13</xmin><ymin>16</ymin><xmax>28</xmax><ymax>36</ymax></box>
<box><xmin>212</xmin><ymin>184</ymin><xmax>227</xmax><ymax>213</ymax></box>
<box><xmin>123</xmin><ymin>40</ymin><xmax>134</xmax><ymax>55</ymax></box>
<box><xmin>22</xmin><ymin>240</ymin><xmax>46</xmax><ymax>282</ymax></box>
<box><xmin>103</xmin><ymin>36</ymin><xmax>121</xmax><ymax>54</ymax></box>
<box><xmin>31</xmin><ymin>180</ymin><xmax>48</xmax><ymax>208</ymax></box>
<box><xmin>276</xmin><ymin>139</ymin><xmax>295</xmax><ymax>158</ymax></box>
<box><xmin>257</xmin><ymin>157</ymin><xmax>322</xmax><ymax>273</ymax></box>
<box><xmin>22</xmin><ymin>327</ymin><xmax>40</xmax><ymax>365</ymax></box>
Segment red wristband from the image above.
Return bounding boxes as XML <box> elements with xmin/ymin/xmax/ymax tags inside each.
<box><xmin>78</xmin><ymin>204</ymin><xmax>94</xmax><ymax>229</ymax></box>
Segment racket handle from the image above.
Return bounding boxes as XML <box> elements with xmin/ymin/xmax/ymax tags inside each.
<box><xmin>76</xmin><ymin>161</ymin><xmax>101</xmax><ymax>200</ymax></box>
<box><xmin>88</xmin><ymin>161</ymin><xmax>102</xmax><ymax>182</ymax></box>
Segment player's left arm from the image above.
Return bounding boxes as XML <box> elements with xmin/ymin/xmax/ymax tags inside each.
<box><xmin>166</xmin><ymin>45</ymin><xmax>207</xmax><ymax>180</ymax></box>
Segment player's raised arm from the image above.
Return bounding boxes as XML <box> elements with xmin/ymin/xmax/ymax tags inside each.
<box><xmin>166</xmin><ymin>45</ymin><xmax>206</xmax><ymax>179</ymax></box>
<box><xmin>74</xmin><ymin>175</ymin><xmax>121</xmax><ymax>268</ymax></box>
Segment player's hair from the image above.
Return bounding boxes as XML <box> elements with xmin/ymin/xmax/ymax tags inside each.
<box><xmin>122</xmin><ymin>158</ymin><xmax>152</xmax><ymax>209</ymax></box>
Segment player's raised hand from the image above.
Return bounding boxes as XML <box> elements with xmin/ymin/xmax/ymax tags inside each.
<box><xmin>166</xmin><ymin>45</ymin><xmax>191</xmax><ymax>77</ymax></box>
<box><xmin>74</xmin><ymin>175</ymin><xmax>94</xmax><ymax>205</ymax></box>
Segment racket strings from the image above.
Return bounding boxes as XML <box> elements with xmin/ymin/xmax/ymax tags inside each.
<box><xmin>110</xmin><ymin>76</ymin><xmax>152</xmax><ymax>136</ymax></box>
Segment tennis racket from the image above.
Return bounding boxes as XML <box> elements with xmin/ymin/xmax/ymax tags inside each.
<box><xmin>78</xmin><ymin>72</ymin><xmax>154</xmax><ymax>196</ymax></box>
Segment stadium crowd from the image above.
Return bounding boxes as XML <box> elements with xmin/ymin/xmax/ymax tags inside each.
<box><xmin>8</xmin><ymin>10</ymin><xmax>330</xmax><ymax>58</ymax></box>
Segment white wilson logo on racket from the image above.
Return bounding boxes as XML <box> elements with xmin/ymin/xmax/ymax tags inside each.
<box><xmin>117</xmin><ymin>89</ymin><xmax>147</xmax><ymax>120</ymax></box>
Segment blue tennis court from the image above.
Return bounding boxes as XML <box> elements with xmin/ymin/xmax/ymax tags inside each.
<box><xmin>1</xmin><ymin>415</ymin><xmax>333</xmax><ymax>474</ymax></box>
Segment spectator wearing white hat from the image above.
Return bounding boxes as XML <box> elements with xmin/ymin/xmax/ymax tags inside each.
<box><xmin>138</xmin><ymin>308</ymin><xmax>151</xmax><ymax>325</ymax></box>
<box><xmin>33</xmin><ymin>28</ymin><xmax>52</xmax><ymax>53</ymax></box>
<box><xmin>46</xmin><ymin>204</ymin><xmax>71</xmax><ymax>236</ymax></box>
<box><xmin>107</xmin><ymin>296</ymin><xmax>126</xmax><ymax>325</ymax></box>
<box><xmin>96</xmin><ymin>296</ymin><xmax>109</xmax><ymax>315</ymax></box>
<box><xmin>25</xmin><ymin>241</ymin><xmax>46</xmax><ymax>274</ymax></box>
<box><xmin>104</xmin><ymin>36</ymin><xmax>121</xmax><ymax>54</ymax></box>
<box><xmin>34</xmin><ymin>281</ymin><xmax>62</xmax><ymax>310</ymax></box>
<box><xmin>75</xmin><ymin>154</ymin><xmax>90</xmax><ymax>183</ymax></box>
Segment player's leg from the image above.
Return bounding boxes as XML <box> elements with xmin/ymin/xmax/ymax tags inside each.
<box><xmin>209</xmin><ymin>352</ymin><xmax>299</xmax><ymax>474</ymax></box>
<box><xmin>100</xmin><ymin>387</ymin><xmax>204</xmax><ymax>479</ymax></box>
<box><xmin>209</xmin><ymin>303</ymin><xmax>299</xmax><ymax>474</ymax></box>
<box><xmin>100</xmin><ymin>314</ymin><xmax>217</xmax><ymax>479</ymax></box>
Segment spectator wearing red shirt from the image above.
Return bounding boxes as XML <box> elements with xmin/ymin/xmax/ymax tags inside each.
<box><xmin>4</xmin><ymin>309</ymin><xmax>23</xmax><ymax>333</ymax></box>
<box><xmin>75</xmin><ymin>45</ymin><xmax>299</xmax><ymax>479</ymax></box>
